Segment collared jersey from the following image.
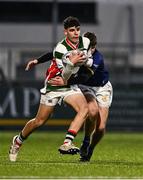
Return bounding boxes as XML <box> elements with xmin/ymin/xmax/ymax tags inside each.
<box><xmin>53</xmin><ymin>36</ymin><xmax>90</xmax><ymax>69</ymax></box>
<box><xmin>43</xmin><ymin>36</ymin><xmax>90</xmax><ymax>92</ymax></box>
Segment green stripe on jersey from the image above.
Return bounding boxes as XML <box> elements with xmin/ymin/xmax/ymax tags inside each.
<box><xmin>54</xmin><ymin>36</ymin><xmax>89</xmax><ymax>59</ymax></box>
<box><xmin>61</xmin><ymin>36</ymin><xmax>85</xmax><ymax>51</ymax></box>
<box><xmin>54</xmin><ymin>51</ymin><xmax>64</xmax><ymax>59</ymax></box>
<box><xmin>62</xmin><ymin>39</ymin><xmax>73</xmax><ymax>51</ymax></box>
<box><xmin>46</xmin><ymin>85</ymin><xmax>70</xmax><ymax>92</ymax></box>
<box><xmin>78</xmin><ymin>36</ymin><xmax>84</xmax><ymax>49</ymax></box>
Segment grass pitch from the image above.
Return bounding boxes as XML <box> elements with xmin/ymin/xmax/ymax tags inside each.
<box><xmin>0</xmin><ymin>131</ymin><xmax>143</xmax><ymax>179</ymax></box>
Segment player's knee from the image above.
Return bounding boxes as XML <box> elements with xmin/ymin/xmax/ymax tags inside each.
<box><xmin>98</xmin><ymin>123</ymin><xmax>106</xmax><ymax>132</ymax></box>
<box><xmin>33</xmin><ymin>117</ymin><xmax>46</xmax><ymax>127</ymax></box>
<box><xmin>89</xmin><ymin>108</ymin><xmax>98</xmax><ymax>119</ymax></box>
<box><xmin>79</xmin><ymin>104</ymin><xmax>88</xmax><ymax>117</ymax></box>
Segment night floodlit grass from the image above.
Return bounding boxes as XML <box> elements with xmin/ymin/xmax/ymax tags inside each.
<box><xmin>0</xmin><ymin>131</ymin><xmax>143</xmax><ymax>179</ymax></box>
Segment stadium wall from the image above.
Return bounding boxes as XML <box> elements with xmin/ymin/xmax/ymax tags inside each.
<box><xmin>1</xmin><ymin>82</ymin><xmax>143</xmax><ymax>132</ymax></box>
<box><xmin>0</xmin><ymin>2</ymin><xmax>143</xmax><ymax>44</ymax></box>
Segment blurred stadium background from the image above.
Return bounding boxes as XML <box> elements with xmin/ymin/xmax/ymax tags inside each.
<box><xmin>0</xmin><ymin>0</ymin><xmax>143</xmax><ymax>132</ymax></box>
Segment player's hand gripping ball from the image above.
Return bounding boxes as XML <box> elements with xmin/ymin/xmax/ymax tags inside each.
<box><xmin>63</xmin><ymin>49</ymin><xmax>88</xmax><ymax>66</ymax></box>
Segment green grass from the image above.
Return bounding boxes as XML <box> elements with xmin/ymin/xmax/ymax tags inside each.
<box><xmin>0</xmin><ymin>131</ymin><xmax>143</xmax><ymax>178</ymax></box>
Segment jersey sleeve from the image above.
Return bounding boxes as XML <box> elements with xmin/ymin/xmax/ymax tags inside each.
<box><xmin>82</xmin><ymin>36</ymin><xmax>90</xmax><ymax>50</ymax></box>
<box><xmin>82</xmin><ymin>37</ymin><xmax>93</xmax><ymax>67</ymax></box>
<box><xmin>53</xmin><ymin>42</ymin><xmax>67</xmax><ymax>69</ymax></box>
<box><xmin>37</xmin><ymin>52</ymin><xmax>53</xmax><ymax>64</ymax></box>
<box><xmin>91</xmin><ymin>50</ymin><xmax>103</xmax><ymax>71</ymax></box>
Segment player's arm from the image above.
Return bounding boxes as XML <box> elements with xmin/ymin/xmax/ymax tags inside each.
<box><xmin>49</xmin><ymin>52</ymin><xmax>87</xmax><ymax>86</ymax></box>
<box><xmin>37</xmin><ymin>52</ymin><xmax>53</xmax><ymax>64</ymax></box>
<box><xmin>25</xmin><ymin>52</ymin><xmax>53</xmax><ymax>71</ymax></box>
<box><xmin>53</xmin><ymin>43</ymin><xmax>74</xmax><ymax>82</ymax></box>
<box><xmin>82</xmin><ymin>37</ymin><xmax>94</xmax><ymax>68</ymax></box>
<box><xmin>48</xmin><ymin>76</ymin><xmax>66</xmax><ymax>86</ymax></box>
<box><xmin>62</xmin><ymin>51</ymin><xmax>87</xmax><ymax>81</ymax></box>
<box><xmin>50</xmin><ymin>53</ymin><xmax>93</xmax><ymax>86</ymax></box>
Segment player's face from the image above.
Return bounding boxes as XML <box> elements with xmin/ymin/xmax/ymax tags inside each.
<box><xmin>91</xmin><ymin>47</ymin><xmax>96</xmax><ymax>54</ymax></box>
<box><xmin>64</xmin><ymin>26</ymin><xmax>80</xmax><ymax>44</ymax></box>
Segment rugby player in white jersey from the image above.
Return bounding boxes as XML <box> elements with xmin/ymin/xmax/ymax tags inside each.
<box><xmin>9</xmin><ymin>16</ymin><xmax>92</xmax><ymax>162</ymax></box>
<box><xmin>22</xmin><ymin>31</ymin><xmax>113</xmax><ymax>162</ymax></box>
<box><xmin>49</xmin><ymin>32</ymin><xmax>113</xmax><ymax>162</ymax></box>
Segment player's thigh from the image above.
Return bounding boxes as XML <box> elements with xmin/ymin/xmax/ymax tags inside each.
<box><xmin>64</xmin><ymin>93</ymin><xmax>88</xmax><ymax>112</ymax></box>
<box><xmin>85</xmin><ymin>94</ymin><xmax>99</xmax><ymax>117</ymax></box>
<box><xmin>35</xmin><ymin>103</ymin><xmax>54</xmax><ymax>122</ymax></box>
<box><xmin>37</xmin><ymin>92</ymin><xmax>61</xmax><ymax>122</ymax></box>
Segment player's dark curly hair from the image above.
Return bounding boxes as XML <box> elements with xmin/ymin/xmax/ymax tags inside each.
<box><xmin>83</xmin><ymin>32</ymin><xmax>97</xmax><ymax>48</ymax></box>
<box><xmin>63</xmin><ymin>16</ymin><xmax>80</xmax><ymax>29</ymax></box>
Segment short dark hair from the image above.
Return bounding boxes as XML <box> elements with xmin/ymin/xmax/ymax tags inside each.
<box><xmin>83</xmin><ymin>32</ymin><xmax>97</xmax><ymax>48</ymax></box>
<box><xmin>63</xmin><ymin>16</ymin><xmax>80</xmax><ymax>29</ymax></box>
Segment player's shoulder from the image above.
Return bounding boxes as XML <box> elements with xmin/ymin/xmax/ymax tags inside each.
<box><xmin>93</xmin><ymin>49</ymin><xmax>104</xmax><ymax>60</ymax></box>
<box><xmin>54</xmin><ymin>38</ymin><xmax>67</xmax><ymax>54</ymax></box>
<box><xmin>96</xmin><ymin>49</ymin><xmax>103</xmax><ymax>56</ymax></box>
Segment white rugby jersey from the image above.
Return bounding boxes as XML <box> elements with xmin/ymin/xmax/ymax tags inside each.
<box><xmin>53</xmin><ymin>36</ymin><xmax>90</xmax><ymax>69</ymax></box>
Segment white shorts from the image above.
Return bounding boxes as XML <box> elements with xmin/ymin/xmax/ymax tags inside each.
<box><xmin>40</xmin><ymin>85</ymin><xmax>82</xmax><ymax>106</ymax></box>
<box><xmin>78</xmin><ymin>81</ymin><xmax>113</xmax><ymax>108</ymax></box>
